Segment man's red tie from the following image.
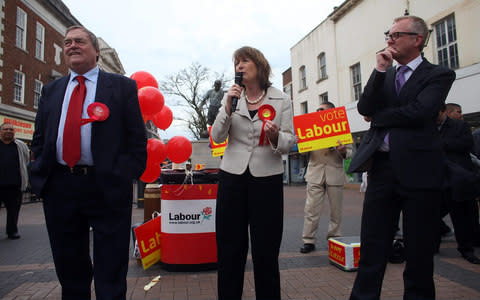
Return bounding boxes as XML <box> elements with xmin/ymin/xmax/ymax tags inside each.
<box><xmin>63</xmin><ymin>76</ymin><xmax>86</xmax><ymax>167</ymax></box>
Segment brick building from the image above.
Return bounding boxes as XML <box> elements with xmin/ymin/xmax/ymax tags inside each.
<box><xmin>0</xmin><ymin>0</ymin><xmax>79</xmax><ymax>143</ymax></box>
<box><xmin>1</xmin><ymin>0</ymin><xmax>126</xmax><ymax>144</ymax></box>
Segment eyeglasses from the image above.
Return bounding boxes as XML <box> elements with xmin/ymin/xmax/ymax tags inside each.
<box><xmin>384</xmin><ymin>32</ymin><xmax>418</xmax><ymax>42</ymax></box>
<box><xmin>316</xmin><ymin>108</ymin><xmax>325</xmax><ymax>112</ymax></box>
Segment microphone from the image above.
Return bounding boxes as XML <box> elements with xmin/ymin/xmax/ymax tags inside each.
<box><xmin>231</xmin><ymin>72</ymin><xmax>243</xmax><ymax>112</ymax></box>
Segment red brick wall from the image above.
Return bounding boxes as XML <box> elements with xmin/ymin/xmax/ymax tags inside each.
<box><xmin>282</xmin><ymin>67</ymin><xmax>292</xmax><ymax>86</ymax></box>
<box><xmin>2</xmin><ymin>0</ymin><xmax>68</xmax><ymax>112</ymax></box>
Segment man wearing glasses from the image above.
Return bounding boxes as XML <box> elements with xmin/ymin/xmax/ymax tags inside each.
<box><xmin>348</xmin><ymin>16</ymin><xmax>456</xmax><ymax>300</ymax></box>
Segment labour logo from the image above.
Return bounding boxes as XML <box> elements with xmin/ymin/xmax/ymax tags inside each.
<box><xmin>201</xmin><ymin>206</ymin><xmax>212</xmax><ymax>222</ymax></box>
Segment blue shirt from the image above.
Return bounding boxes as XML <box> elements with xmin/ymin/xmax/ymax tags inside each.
<box><xmin>56</xmin><ymin>66</ymin><xmax>99</xmax><ymax>166</ymax></box>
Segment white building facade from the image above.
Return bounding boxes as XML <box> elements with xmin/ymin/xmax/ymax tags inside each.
<box><xmin>288</xmin><ymin>0</ymin><xmax>480</xmax><ymax>183</ymax></box>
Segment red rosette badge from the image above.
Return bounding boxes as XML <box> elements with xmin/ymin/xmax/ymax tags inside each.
<box><xmin>81</xmin><ymin>103</ymin><xmax>110</xmax><ymax>125</ymax></box>
<box><xmin>258</xmin><ymin>104</ymin><xmax>276</xmax><ymax>146</ymax></box>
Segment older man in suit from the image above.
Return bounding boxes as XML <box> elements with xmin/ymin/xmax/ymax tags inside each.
<box><xmin>30</xmin><ymin>25</ymin><xmax>147</xmax><ymax>300</ymax></box>
<box><xmin>300</xmin><ymin>102</ymin><xmax>353</xmax><ymax>254</ymax></box>
<box><xmin>348</xmin><ymin>16</ymin><xmax>456</xmax><ymax>300</ymax></box>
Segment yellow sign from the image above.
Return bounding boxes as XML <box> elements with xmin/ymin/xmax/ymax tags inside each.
<box><xmin>0</xmin><ymin>115</ymin><xmax>35</xmax><ymax>140</ymax></box>
<box><xmin>208</xmin><ymin>126</ymin><xmax>227</xmax><ymax>157</ymax></box>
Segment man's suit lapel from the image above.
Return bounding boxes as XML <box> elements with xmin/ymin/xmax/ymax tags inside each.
<box><xmin>398</xmin><ymin>59</ymin><xmax>432</xmax><ymax>104</ymax></box>
<box><xmin>50</xmin><ymin>76</ymin><xmax>69</xmax><ymax>137</ymax></box>
<box><xmin>91</xmin><ymin>70</ymin><xmax>114</xmax><ymax>148</ymax></box>
<box><xmin>94</xmin><ymin>70</ymin><xmax>113</xmax><ymax>107</ymax></box>
<box><xmin>385</xmin><ymin>68</ymin><xmax>397</xmax><ymax>106</ymax></box>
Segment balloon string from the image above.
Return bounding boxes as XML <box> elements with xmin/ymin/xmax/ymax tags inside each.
<box><xmin>172</xmin><ymin>170</ymin><xmax>194</xmax><ymax>196</ymax></box>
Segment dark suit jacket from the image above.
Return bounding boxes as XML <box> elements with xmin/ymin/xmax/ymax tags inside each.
<box><xmin>439</xmin><ymin>117</ymin><xmax>478</xmax><ymax>201</ymax></box>
<box><xmin>348</xmin><ymin>59</ymin><xmax>456</xmax><ymax>189</ymax></box>
<box><xmin>472</xmin><ymin>128</ymin><xmax>480</xmax><ymax>159</ymax></box>
<box><xmin>30</xmin><ymin>70</ymin><xmax>147</xmax><ymax>202</ymax></box>
<box><xmin>439</xmin><ymin>117</ymin><xmax>474</xmax><ymax>171</ymax></box>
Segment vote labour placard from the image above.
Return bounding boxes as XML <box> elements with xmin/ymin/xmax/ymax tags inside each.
<box><xmin>208</xmin><ymin>126</ymin><xmax>227</xmax><ymax>157</ymax></box>
<box><xmin>293</xmin><ymin>106</ymin><xmax>353</xmax><ymax>153</ymax></box>
<box><xmin>134</xmin><ymin>215</ymin><xmax>161</xmax><ymax>270</ymax></box>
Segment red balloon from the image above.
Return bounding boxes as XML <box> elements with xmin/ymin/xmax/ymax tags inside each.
<box><xmin>140</xmin><ymin>162</ymin><xmax>161</xmax><ymax>183</ymax></box>
<box><xmin>147</xmin><ymin>138</ymin><xmax>167</xmax><ymax>163</ymax></box>
<box><xmin>152</xmin><ymin>106</ymin><xmax>173</xmax><ymax>130</ymax></box>
<box><xmin>167</xmin><ymin>136</ymin><xmax>192</xmax><ymax>163</ymax></box>
<box><xmin>130</xmin><ymin>71</ymin><xmax>159</xmax><ymax>90</ymax></box>
<box><xmin>138</xmin><ymin>87</ymin><xmax>164</xmax><ymax>117</ymax></box>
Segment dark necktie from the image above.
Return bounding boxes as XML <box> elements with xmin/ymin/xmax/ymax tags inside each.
<box><xmin>395</xmin><ymin>65</ymin><xmax>409</xmax><ymax>95</ymax></box>
<box><xmin>63</xmin><ymin>76</ymin><xmax>86</xmax><ymax>167</ymax></box>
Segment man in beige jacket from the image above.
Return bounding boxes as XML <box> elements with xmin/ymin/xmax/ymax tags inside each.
<box><xmin>300</xmin><ymin>102</ymin><xmax>353</xmax><ymax>253</ymax></box>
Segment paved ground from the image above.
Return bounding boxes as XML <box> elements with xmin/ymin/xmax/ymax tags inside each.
<box><xmin>0</xmin><ymin>184</ymin><xmax>479</xmax><ymax>299</ymax></box>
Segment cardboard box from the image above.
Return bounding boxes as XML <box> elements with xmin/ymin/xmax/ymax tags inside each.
<box><xmin>328</xmin><ymin>236</ymin><xmax>360</xmax><ymax>271</ymax></box>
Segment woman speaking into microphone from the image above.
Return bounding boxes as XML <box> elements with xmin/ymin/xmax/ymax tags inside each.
<box><xmin>211</xmin><ymin>46</ymin><xmax>296</xmax><ymax>300</ymax></box>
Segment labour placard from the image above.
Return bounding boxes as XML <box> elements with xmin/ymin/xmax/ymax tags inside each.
<box><xmin>161</xmin><ymin>184</ymin><xmax>217</xmax><ymax>234</ymax></box>
<box><xmin>134</xmin><ymin>216</ymin><xmax>161</xmax><ymax>270</ymax></box>
<box><xmin>294</xmin><ymin>106</ymin><xmax>353</xmax><ymax>153</ymax></box>
<box><xmin>208</xmin><ymin>126</ymin><xmax>227</xmax><ymax>157</ymax></box>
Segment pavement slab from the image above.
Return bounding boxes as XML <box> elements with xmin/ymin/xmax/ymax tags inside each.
<box><xmin>1</xmin><ymin>185</ymin><xmax>479</xmax><ymax>299</ymax></box>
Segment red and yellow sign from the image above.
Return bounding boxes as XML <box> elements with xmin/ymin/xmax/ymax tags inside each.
<box><xmin>0</xmin><ymin>115</ymin><xmax>34</xmax><ymax>140</ymax></box>
<box><xmin>293</xmin><ymin>106</ymin><xmax>353</xmax><ymax>153</ymax></box>
<box><xmin>134</xmin><ymin>216</ymin><xmax>161</xmax><ymax>270</ymax></box>
<box><xmin>208</xmin><ymin>126</ymin><xmax>227</xmax><ymax>157</ymax></box>
<box><xmin>328</xmin><ymin>236</ymin><xmax>360</xmax><ymax>271</ymax></box>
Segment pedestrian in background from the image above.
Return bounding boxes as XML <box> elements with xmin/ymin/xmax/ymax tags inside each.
<box><xmin>30</xmin><ymin>25</ymin><xmax>147</xmax><ymax>300</ymax></box>
<box><xmin>300</xmin><ymin>102</ymin><xmax>353</xmax><ymax>254</ymax></box>
<box><xmin>445</xmin><ymin>102</ymin><xmax>463</xmax><ymax>120</ymax></box>
<box><xmin>347</xmin><ymin>15</ymin><xmax>456</xmax><ymax>299</ymax></box>
<box><xmin>435</xmin><ymin>103</ymin><xmax>480</xmax><ymax>264</ymax></box>
<box><xmin>0</xmin><ymin>122</ymin><xmax>29</xmax><ymax>240</ymax></box>
<box><xmin>211</xmin><ymin>46</ymin><xmax>296</xmax><ymax>300</ymax></box>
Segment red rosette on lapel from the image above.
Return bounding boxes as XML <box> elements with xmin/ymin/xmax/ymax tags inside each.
<box><xmin>81</xmin><ymin>102</ymin><xmax>110</xmax><ymax>125</ymax></box>
<box><xmin>258</xmin><ymin>104</ymin><xmax>276</xmax><ymax>146</ymax></box>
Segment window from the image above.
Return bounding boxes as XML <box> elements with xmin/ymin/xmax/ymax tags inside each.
<box><xmin>35</xmin><ymin>22</ymin><xmax>45</xmax><ymax>60</ymax></box>
<box><xmin>300</xmin><ymin>101</ymin><xmax>308</xmax><ymax>114</ymax></box>
<box><xmin>350</xmin><ymin>63</ymin><xmax>362</xmax><ymax>101</ymax></box>
<box><xmin>299</xmin><ymin>66</ymin><xmax>307</xmax><ymax>90</ymax></box>
<box><xmin>435</xmin><ymin>14</ymin><xmax>459</xmax><ymax>69</ymax></box>
<box><xmin>283</xmin><ymin>83</ymin><xmax>291</xmax><ymax>99</ymax></box>
<box><xmin>16</xmin><ymin>7</ymin><xmax>27</xmax><ymax>50</ymax></box>
<box><xmin>317</xmin><ymin>53</ymin><xmax>327</xmax><ymax>80</ymax></box>
<box><xmin>34</xmin><ymin>80</ymin><xmax>43</xmax><ymax>108</ymax></box>
<box><xmin>319</xmin><ymin>92</ymin><xmax>328</xmax><ymax>104</ymax></box>
<box><xmin>14</xmin><ymin>71</ymin><xmax>25</xmax><ymax>104</ymax></box>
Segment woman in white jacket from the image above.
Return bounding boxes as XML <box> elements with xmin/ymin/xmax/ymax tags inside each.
<box><xmin>211</xmin><ymin>46</ymin><xmax>296</xmax><ymax>300</ymax></box>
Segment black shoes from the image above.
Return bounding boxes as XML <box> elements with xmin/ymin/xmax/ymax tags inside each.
<box><xmin>7</xmin><ymin>233</ymin><xmax>20</xmax><ymax>240</ymax></box>
<box><xmin>300</xmin><ymin>243</ymin><xmax>315</xmax><ymax>253</ymax></box>
<box><xmin>461</xmin><ymin>252</ymin><xmax>480</xmax><ymax>264</ymax></box>
<box><xmin>388</xmin><ymin>239</ymin><xmax>405</xmax><ymax>264</ymax></box>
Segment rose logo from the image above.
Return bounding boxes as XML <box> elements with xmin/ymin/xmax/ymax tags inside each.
<box><xmin>201</xmin><ymin>206</ymin><xmax>212</xmax><ymax>222</ymax></box>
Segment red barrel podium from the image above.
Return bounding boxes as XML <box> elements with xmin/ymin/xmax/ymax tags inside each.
<box><xmin>160</xmin><ymin>169</ymin><xmax>218</xmax><ymax>271</ymax></box>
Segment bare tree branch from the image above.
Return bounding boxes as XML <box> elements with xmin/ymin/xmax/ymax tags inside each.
<box><xmin>159</xmin><ymin>62</ymin><xmax>227</xmax><ymax>140</ymax></box>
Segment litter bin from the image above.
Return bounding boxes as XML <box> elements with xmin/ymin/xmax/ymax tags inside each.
<box><xmin>144</xmin><ymin>183</ymin><xmax>161</xmax><ymax>222</ymax></box>
<box><xmin>160</xmin><ymin>169</ymin><xmax>219</xmax><ymax>271</ymax></box>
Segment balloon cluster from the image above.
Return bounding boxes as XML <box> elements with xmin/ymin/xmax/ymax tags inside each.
<box><xmin>131</xmin><ymin>71</ymin><xmax>193</xmax><ymax>183</ymax></box>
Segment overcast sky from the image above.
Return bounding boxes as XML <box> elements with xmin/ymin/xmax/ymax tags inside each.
<box><xmin>63</xmin><ymin>0</ymin><xmax>345</xmax><ymax>139</ymax></box>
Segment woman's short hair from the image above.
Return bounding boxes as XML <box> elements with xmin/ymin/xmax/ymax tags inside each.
<box><xmin>233</xmin><ymin>46</ymin><xmax>272</xmax><ymax>90</ymax></box>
